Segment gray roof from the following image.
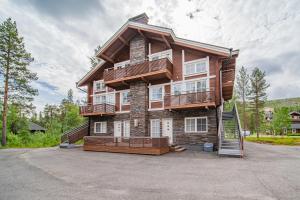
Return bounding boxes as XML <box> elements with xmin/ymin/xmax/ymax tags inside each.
<box><xmin>29</xmin><ymin>122</ymin><xmax>46</xmax><ymax>131</ymax></box>
<box><xmin>291</xmin><ymin>124</ymin><xmax>300</xmax><ymax>129</ymax></box>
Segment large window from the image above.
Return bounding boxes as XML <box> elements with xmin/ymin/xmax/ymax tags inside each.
<box><xmin>150</xmin><ymin>119</ymin><xmax>160</xmax><ymax>137</ymax></box>
<box><xmin>123</xmin><ymin>120</ymin><xmax>130</xmax><ymax>137</ymax></box>
<box><xmin>93</xmin><ymin>93</ymin><xmax>115</xmax><ymax>105</ymax></box>
<box><xmin>94</xmin><ymin>122</ymin><xmax>107</xmax><ymax>133</ymax></box>
<box><xmin>94</xmin><ymin>80</ymin><xmax>106</xmax><ymax>92</ymax></box>
<box><xmin>150</xmin><ymin>86</ymin><xmax>163</xmax><ymax>101</ymax></box>
<box><xmin>121</xmin><ymin>91</ymin><xmax>130</xmax><ymax>105</ymax></box>
<box><xmin>185</xmin><ymin>117</ymin><xmax>207</xmax><ymax>133</ymax></box>
<box><xmin>172</xmin><ymin>79</ymin><xmax>208</xmax><ymax>95</ymax></box>
<box><xmin>184</xmin><ymin>58</ymin><xmax>208</xmax><ymax>76</ymax></box>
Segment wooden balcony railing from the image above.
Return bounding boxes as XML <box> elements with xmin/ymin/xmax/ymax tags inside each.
<box><xmin>83</xmin><ymin>136</ymin><xmax>170</xmax><ymax>155</ymax></box>
<box><xmin>79</xmin><ymin>103</ymin><xmax>115</xmax><ymax>116</ymax></box>
<box><xmin>104</xmin><ymin>57</ymin><xmax>173</xmax><ymax>85</ymax></box>
<box><xmin>164</xmin><ymin>90</ymin><xmax>216</xmax><ymax>109</ymax></box>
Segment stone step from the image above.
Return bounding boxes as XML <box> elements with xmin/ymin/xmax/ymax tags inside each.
<box><xmin>175</xmin><ymin>147</ymin><xmax>186</xmax><ymax>152</ymax></box>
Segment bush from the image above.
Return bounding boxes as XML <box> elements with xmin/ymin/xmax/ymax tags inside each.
<box><xmin>4</xmin><ymin>131</ymin><xmax>61</xmax><ymax>148</ymax></box>
<box><xmin>245</xmin><ymin>136</ymin><xmax>300</xmax><ymax>146</ymax></box>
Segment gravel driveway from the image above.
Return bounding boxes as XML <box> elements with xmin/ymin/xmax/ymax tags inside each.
<box><xmin>0</xmin><ymin>142</ymin><xmax>299</xmax><ymax>200</ymax></box>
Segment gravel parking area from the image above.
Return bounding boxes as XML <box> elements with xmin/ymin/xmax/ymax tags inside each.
<box><xmin>0</xmin><ymin>142</ymin><xmax>300</xmax><ymax>200</ymax></box>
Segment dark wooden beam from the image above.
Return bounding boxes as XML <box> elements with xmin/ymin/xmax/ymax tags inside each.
<box><xmin>119</xmin><ymin>36</ymin><xmax>129</xmax><ymax>46</ymax></box>
<box><xmin>137</xmin><ymin>29</ymin><xmax>145</xmax><ymax>38</ymax></box>
<box><xmin>122</xmin><ymin>80</ymin><xmax>129</xmax><ymax>86</ymax></box>
<box><xmin>100</xmin><ymin>54</ymin><xmax>114</xmax><ymax>63</ymax></box>
<box><xmin>161</xmin><ymin>35</ymin><xmax>171</xmax><ymax>49</ymax></box>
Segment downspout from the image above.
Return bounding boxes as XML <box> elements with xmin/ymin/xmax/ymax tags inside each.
<box><xmin>76</xmin><ymin>82</ymin><xmax>90</xmax><ymax>136</ymax></box>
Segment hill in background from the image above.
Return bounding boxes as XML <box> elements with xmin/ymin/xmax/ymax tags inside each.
<box><xmin>265</xmin><ymin>97</ymin><xmax>300</xmax><ymax>108</ymax></box>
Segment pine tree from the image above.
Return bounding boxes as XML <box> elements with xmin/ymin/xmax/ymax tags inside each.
<box><xmin>248</xmin><ymin>67</ymin><xmax>269</xmax><ymax>138</ymax></box>
<box><xmin>0</xmin><ymin>18</ymin><xmax>38</xmax><ymax>145</ymax></box>
<box><xmin>236</xmin><ymin>66</ymin><xmax>250</xmax><ymax>133</ymax></box>
<box><xmin>67</xmin><ymin>89</ymin><xmax>73</xmax><ymax>103</ymax></box>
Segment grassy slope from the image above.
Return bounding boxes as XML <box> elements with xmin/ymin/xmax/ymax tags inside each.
<box><xmin>265</xmin><ymin>97</ymin><xmax>300</xmax><ymax>108</ymax></box>
<box><xmin>245</xmin><ymin>136</ymin><xmax>300</xmax><ymax>146</ymax></box>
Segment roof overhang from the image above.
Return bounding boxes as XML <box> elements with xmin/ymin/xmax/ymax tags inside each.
<box><xmin>78</xmin><ymin>17</ymin><xmax>239</xmax><ymax>87</ymax></box>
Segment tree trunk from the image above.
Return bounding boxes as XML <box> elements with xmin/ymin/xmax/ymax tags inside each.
<box><xmin>1</xmin><ymin>58</ymin><xmax>10</xmax><ymax>146</ymax></box>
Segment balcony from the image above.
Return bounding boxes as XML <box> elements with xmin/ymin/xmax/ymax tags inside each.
<box><xmin>164</xmin><ymin>90</ymin><xmax>216</xmax><ymax>110</ymax></box>
<box><xmin>104</xmin><ymin>57</ymin><xmax>173</xmax><ymax>88</ymax></box>
<box><xmin>79</xmin><ymin>103</ymin><xmax>115</xmax><ymax>116</ymax></box>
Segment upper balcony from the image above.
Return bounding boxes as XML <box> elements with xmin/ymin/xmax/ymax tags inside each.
<box><xmin>164</xmin><ymin>90</ymin><xmax>216</xmax><ymax>110</ymax></box>
<box><xmin>79</xmin><ymin>103</ymin><xmax>115</xmax><ymax>116</ymax></box>
<box><xmin>104</xmin><ymin>50</ymin><xmax>173</xmax><ymax>88</ymax></box>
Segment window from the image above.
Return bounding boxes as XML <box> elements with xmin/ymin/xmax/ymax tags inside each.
<box><xmin>94</xmin><ymin>122</ymin><xmax>107</xmax><ymax>133</ymax></box>
<box><xmin>121</xmin><ymin>91</ymin><xmax>130</xmax><ymax>105</ymax></box>
<box><xmin>150</xmin><ymin>86</ymin><xmax>163</xmax><ymax>101</ymax></box>
<box><xmin>93</xmin><ymin>93</ymin><xmax>115</xmax><ymax>105</ymax></box>
<box><xmin>94</xmin><ymin>80</ymin><xmax>106</xmax><ymax>92</ymax></box>
<box><xmin>123</xmin><ymin>120</ymin><xmax>130</xmax><ymax>137</ymax></box>
<box><xmin>185</xmin><ymin>117</ymin><xmax>207</xmax><ymax>133</ymax></box>
<box><xmin>151</xmin><ymin>119</ymin><xmax>160</xmax><ymax>137</ymax></box>
<box><xmin>171</xmin><ymin>79</ymin><xmax>208</xmax><ymax>95</ymax></box>
<box><xmin>106</xmin><ymin>93</ymin><xmax>115</xmax><ymax>105</ymax></box>
<box><xmin>94</xmin><ymin>94</ymin><xmax>106</xmax><ymax>104</ymax></box>
<box><xmin>184</xmin><ymin>58</ymin><xmax>208</xmax><ymax>76</ymax></box>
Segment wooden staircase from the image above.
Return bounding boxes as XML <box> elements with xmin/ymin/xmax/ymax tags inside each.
<box><xmin>60</xmin><ymin>122</ymin><xmax>89</xmax><ymax>145</ymax></box>
<box><xmin>218</xmin><ymin>103</ymin><xmax>244</xmax><ymax>157</ymax></box>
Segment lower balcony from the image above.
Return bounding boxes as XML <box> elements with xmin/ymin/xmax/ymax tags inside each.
<box><xmin>104</xmin><ymin>57</ymin><xmax>173</xmax><ymax>88</ymax></box>
<box><xmin>164</xmin><ymin>91</ymin><xmax>216</xmax><ymax>110</ymax></box>
<box><xmin>83</xmin><ymin>136</ymin><xmax>170</xmax><ymax>155</ymax></box>
<box><xmin>79</xmin><ymin>103</ymin><xmax>115</xmax><ymax>116</ymax></box>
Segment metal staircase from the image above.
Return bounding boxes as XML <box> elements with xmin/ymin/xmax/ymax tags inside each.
<box><xmin>60</xmin><ymin>122</ymin><xmax>89</xmax><ymax>145</ymax></box>
<box><xmin>218</xmin><ymin>103</ymin><xmax>244</xmax><ymax>157</ymax></box>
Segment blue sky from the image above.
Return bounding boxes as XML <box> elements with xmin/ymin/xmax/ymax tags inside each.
<box><xmin>0</xmin><ymin>0</ymin><xmax>300</xmax><ymax>112</ymax></box>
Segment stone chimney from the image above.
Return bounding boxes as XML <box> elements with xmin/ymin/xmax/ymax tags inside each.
<box><xmin>128</xmin><ymin>13</ymin><xmax>149</xmax><ymax>24</ymax></box>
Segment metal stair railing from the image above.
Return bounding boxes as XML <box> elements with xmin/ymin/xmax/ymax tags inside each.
<box><xmin>61</xmin><ymin>121</ymin><xmax>89</xmax><ymax>143</ymax></box>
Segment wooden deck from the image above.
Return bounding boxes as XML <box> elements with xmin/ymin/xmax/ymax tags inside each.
<box><xmin>83</xmin><ymin>136</ymin><xmax>170</xmax><ymax>155</ymax></box>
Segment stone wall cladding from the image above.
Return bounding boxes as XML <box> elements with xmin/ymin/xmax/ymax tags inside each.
<box><xmin>148</xmin><ymin>109</ymin><xmax>218</xmax><ymax>147</ymax></box>
<box><xmin>89</xmin><ymin>108</ymin><xmax>218</xmax><ymax>147</ymax></box>
<box><xmin>130</xmin><ymin>35</ymin><xmax>146</xmax><ymax>65</ymax></box>
<box><xmin>89</xmin><ymin>113</ymin><xmax>130</xmax><ymax>136</ymax></box>
<box><xmin>129</xmin><ymin>81</ymin><xmax>149</xmax><ymax>136</ymax></box>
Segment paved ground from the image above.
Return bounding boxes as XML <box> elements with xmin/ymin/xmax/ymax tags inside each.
<box><xmin>0</xmin><ymin>142</ymin><xmax>300</xmax><ymax>200</ymax></box>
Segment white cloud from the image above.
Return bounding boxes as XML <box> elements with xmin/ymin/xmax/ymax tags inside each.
<box><xmin>0</xmin><ymin>0</ymin><xmax>299</xmax><ymax>112</ymax></box>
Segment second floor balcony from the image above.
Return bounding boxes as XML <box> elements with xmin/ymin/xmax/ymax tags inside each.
<box><xmin>104</xmin><ymin>57</ymin><xmax>173</xmax><ymax>88</ymax></box>
<box><xmin>79</xmin><ymin>103</ymin><xmax>115</xmax><ymax>116</ymax></box>
<box><xmin>164</xmin><ymin>90</ymin><xmax>216</xmax><ymax>110</ymax></box>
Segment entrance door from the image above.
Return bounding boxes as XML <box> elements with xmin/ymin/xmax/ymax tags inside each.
<box><xmin>114</xmin><ymin>121</ymin><xmax>122</xmax><ymax>138</ymax></box>
<box><xmin>162</xmin><ymin>118</ymin><xmax>173</xmax><ymax>144</ymax></box>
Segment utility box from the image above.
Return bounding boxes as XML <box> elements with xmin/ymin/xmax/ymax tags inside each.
<box><xmin>203</xmin><ymin>142</ymin><xmax>214</xmax><ymax>152</ymax></box>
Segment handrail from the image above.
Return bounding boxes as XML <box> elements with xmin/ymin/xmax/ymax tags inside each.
<box><xmin>61</xmin><ymin>121</ymin><xmax>89</xmax><ymax>143</ymax></box>
<box><xmin>233</xmin><ymin>102</ymin><xmax>244</xmax><ymax>153</ymax></box>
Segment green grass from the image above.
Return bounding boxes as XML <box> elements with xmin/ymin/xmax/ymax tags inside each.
<box><xmin>245</xmin><ymin>136</ymin><xmax>300</xmax><ymax>146</ymax></box>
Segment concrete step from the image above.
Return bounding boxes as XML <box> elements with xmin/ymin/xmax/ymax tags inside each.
<box><xmin>218</xmin><ymin>149</ymin><xmax>242</xmax><ymax>157</ymax></box>
<box><xmin>59</xmin><ymin>143</ymin><xmax>82</xmax><ymax>149</ymax></box>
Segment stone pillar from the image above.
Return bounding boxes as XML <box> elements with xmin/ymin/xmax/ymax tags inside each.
<box><xmin>130</xmin><ymin>81</ymin><xmax>149</xmax><ymax>136</ymax></box>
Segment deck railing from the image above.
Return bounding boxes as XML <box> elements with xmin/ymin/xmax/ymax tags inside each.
<box><xmin>84</xmin><ymin>136</ymin><xmax>169</xmax><ymax>148</ymax></box>
<box><xmin>104</xmin><ymin>57</ymin><xmax>172</xmax><ymax>82</ymax></box>
<box><xmin>164</xmin><ymin>90</ymin><xmax>215</xmax><ymax>108</ymax></box>
<box><xmin>79</xmin><ymin>103</ymin><xmax>115</xmax><ymax>115</ymax></box>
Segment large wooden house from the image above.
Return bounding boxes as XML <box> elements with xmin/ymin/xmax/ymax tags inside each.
<box><xmin>62</xmin><ymin>13</ymin><xmax>243</xmax><ymax>156</ymax></box>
